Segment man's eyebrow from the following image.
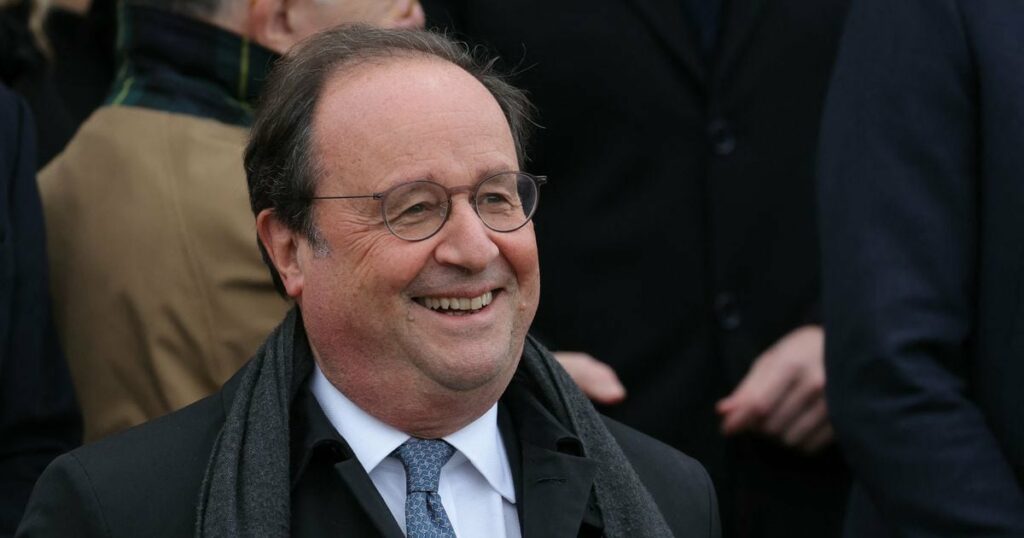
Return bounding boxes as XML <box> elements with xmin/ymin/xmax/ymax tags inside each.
<box><xmin>478</xmin><ymin>166</ymin><xmax>519</xmax><ymax>178</ymax></box>
<box><xmin>376</xmin><ymin>166</ymin><xmax>520</xmax><ymax>191</ymax></box>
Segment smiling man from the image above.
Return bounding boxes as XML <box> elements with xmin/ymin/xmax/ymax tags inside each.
<box><xmin>18</xmin><ymin>27</ymin><xmax>718</xmax><ymax>538</ymax></box>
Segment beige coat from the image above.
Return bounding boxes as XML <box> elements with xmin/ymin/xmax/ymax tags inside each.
<box><xmin>40</xmin><ymin>106</ymin><xmax>289</xmax><ymax>441</ymax></box>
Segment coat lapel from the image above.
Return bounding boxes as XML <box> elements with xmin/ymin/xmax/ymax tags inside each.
<box><xmin>500</xmin><ymin>376</ymin><xmax>603</xmax><ymax>537</ymax></box>
<box><xmin>714</xmin><ymin>0</ymin><xmax>770</xmax><ymax>83</ymax></box>
<box><xmin>519</xmin><ymin>444</ymin><xmax>599</xmax><ymax>537</ymax></box>
<box><xmin>333</xmin><ymin>460</ymin><xmax>406</xmax><ymax>538</ymax></box>
<box><xmin>291</xmin><ymin>453</ymin><xmax>406</xmax><ymax>538</ymax></box>
<box><xmin>290</xmin><ymin>384</ymin><xmax>404</xmax><ymax>538</ymax></box>
<box><xmin>620</xmin><ymin>0</ymin><xmax>708</xmax><ymax>86</ymax></box>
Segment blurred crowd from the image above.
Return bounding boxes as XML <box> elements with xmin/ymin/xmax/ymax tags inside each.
<box><xmin>1</xmin><ymin>0</ymin><xmax>1022</xmax><ymax>536</ymax></box>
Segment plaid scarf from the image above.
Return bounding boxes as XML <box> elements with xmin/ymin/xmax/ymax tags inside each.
<box><xmin>107</xmin><ymin>4</ymin><xmax>276</xmax><ymax>126</ymax></box>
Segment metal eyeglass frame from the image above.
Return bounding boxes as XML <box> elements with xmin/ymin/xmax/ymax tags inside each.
<box><xmin>310</xmin><ymin>171</ymin><xmax>547</xmax><ymax>241</ymax></box>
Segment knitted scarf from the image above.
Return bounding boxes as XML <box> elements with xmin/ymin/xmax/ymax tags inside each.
<box><xmin>194</xmin><ymin>307</ymin><xmax>673</xmax><ymax>537</ymax></box>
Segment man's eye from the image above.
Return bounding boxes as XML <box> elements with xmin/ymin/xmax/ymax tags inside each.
<box><xmin>480</xmin><ymin>192</ymin><xmax>514</xmax><ymax>207</ymax></box>
<box><xmin>392</xmin><ymin>200</ymin><xmax>440</xmax><ymax>223</ymax></box>
<box><xmin>402</xmin><ymin>203</ymin><xmax>429</xmax><ymax>215</ymax></box>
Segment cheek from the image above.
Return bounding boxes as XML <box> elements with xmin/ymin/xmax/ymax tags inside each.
<box><xmin>501</xmin><ymin>230</ymin><xmax>541</xmax><ymax>298</ymax></box>
<box><xmin>317</xmin><ymin>213</ymin><xmax>413</xmax><ymax>287</ymax></box>
<box><xmin>348</xmin><ymin>234</ymin><xmax>430</xmax><ymax>290</ymax></box>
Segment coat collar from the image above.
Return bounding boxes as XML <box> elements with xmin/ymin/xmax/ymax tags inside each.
<box><xmin>107</xmin><ymin>4</ymin><xmax>277</xmax><ymax>126</ymax></box>
<box><xmin>289</xmin><ymin>380</ymin><xmax>405</xmax><ymax>538</ymax></box>
<box><xmin>716</xmin><ymin>0</ymin><xmax>770</xmax><ymax>88</ymax></box>
<box><xmin>501</xmin><ymin>371</ymin><xmax>603</xmax><ymax>537</ymax></box>
<box><xmin>620</xmin><ymin>0</ymin><xmax>770</xmax><ymax>89</ymax></box>
<box><xmin>284</xmin><ymin>367</ymin><xmax>603</xmax><ymax>537</ymax></box>
<box><xmin>620</xmin><ymin>0</ymin><xmax>707</xmax><ymax>86</ymax></box>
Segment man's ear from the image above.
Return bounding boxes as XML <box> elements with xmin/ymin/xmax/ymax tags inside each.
<box><xmin>256</xmin><ymin>209</ymin><xmax>305</xmax><ymax>298</ymax></box>
<box><xmin>245</xmin><ymin>0</ymin><xmax>294</xmax><ymax>54</ymax></box>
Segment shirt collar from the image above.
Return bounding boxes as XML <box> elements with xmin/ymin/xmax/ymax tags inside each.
<box><xmin>107</xmin><ymin>4</ymin><xmax>277</xmax><ymax>126</ymax></box>
<box><xmin>443</xmin><ymin>403</ymin><xmax>517</xmax><ymax>503</ymax></box>
<box><xmin>311</xmin><ymin>363</ymin><xmax>516</xmax><ymax>503</ymax></box>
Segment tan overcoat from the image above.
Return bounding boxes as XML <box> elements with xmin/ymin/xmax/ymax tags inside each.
<box><xmin>39</xmin><ymin>106</ymin><xmax>289</xmax><ymax>441</ymax></box>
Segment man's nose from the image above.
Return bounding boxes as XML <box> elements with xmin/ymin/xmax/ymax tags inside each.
<box><xmin>433</xmin><ymin>198</ymin><xmax>500</xmax><ymax>272</ymax></box>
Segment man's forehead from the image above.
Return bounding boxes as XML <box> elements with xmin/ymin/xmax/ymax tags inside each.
<box><xmin>314</xmin><ymin>56</ymin><xmax>499</xmax><ymax>132</ymax></box>
<box><xmin>309</xmin><ymin>55</ymin><xmax>516</xmax><ymax>185</ymax></box>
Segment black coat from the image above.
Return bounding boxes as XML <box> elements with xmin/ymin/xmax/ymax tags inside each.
<box><xmin>423</xmin><ymin>1</ymin><xmax>850</xmax><ymax>536</ymax></box>
<box><xmin>0</xmin><ymin>84</ymin><xmax>81</xmax><ymax>537</ymax></box>
<box><xmin>17</xmin><ymin>362</ymin><xmax>719</xmax><ymax>537</ymax></box>
<box><xmin>819</xmin><ymin>0</ymin><xmax>1024</xmax><ymax>535</ymax></box>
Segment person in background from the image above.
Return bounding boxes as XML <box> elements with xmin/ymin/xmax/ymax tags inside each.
<box><xmin>819</xmin><ymin>0</ymin><xmax>1024</xmax><ymax>535</ymax></box>
<box><xmin>17</xmin><ymin>26</ymin><xmax>719</xmax><ymax>538</ymax></box>
<box><xmin>0</xmin><ymin>0</ymin><xmax>116</xmax><ymax>168</ymax></box>
<box><xmin>39</xmin><ymin>0</ymin><xmax>424</xmax><ymax>442</ymax></box>
<box><xmin>423</xmin><ymin>1</ymin><xmax>851</xmax><ymax>536</ymax></box>
<box><xmin>0</xmin><ymin>82</ymin><xmax>81</xmax><ymax>537</ymax></box>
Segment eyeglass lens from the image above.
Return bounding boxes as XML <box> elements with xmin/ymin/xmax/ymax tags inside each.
<box><xmin>383</xmin><ymin>172</ymin><xmax>539</xmax><ymax>240</ymax></box>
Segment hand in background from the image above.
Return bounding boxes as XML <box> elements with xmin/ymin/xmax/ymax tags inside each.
<box><xmin>554</xmin><ymin>351</ymin><xmax>627</xmax><ymax>405</ymax></box>
<box><xmin>716</xmin><ymin>325</ymin><xmax>833</xmax><ymax>452</ymax></box>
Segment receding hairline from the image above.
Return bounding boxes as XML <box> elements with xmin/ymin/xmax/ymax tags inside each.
<box><xmin>310</xmin><ymin>48</ymin><xmax>500</xmax><ymax>112</ymax></box>
<box><xmin>306</xmin><ymin>51</ymin><xmax>519</xmax><ymax>186</ymax></box>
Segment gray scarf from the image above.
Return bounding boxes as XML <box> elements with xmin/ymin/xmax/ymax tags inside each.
<box><xmin>194</xmin><ymin>307</ymin><xmax>673</xmax><ymax>537</ymax></box>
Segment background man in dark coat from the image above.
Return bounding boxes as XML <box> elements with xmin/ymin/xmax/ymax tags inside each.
<box><xmin>423</xmin><ymin>1</ymin><xmax>851</xmax><ymax>536</ymax></box>
<box><xmin>17</xmin><ymin>27</ymin><xmax>719</xmax><ymax>538</ymax></box>
<box><xmin>819</xmin><ymin>0</ymin><xmax>1024</xmax><ymax>535</ymax></box>
<box><xmin>0</xmin><ymin>83</ymin><xmax>80</xmax><ymax>537</ymax></box>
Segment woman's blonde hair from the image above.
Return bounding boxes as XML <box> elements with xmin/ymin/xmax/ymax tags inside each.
<box><xmin>1</xmin><ymin>0</ymin><xmax>52</xmax><ymax>57</ymax></box>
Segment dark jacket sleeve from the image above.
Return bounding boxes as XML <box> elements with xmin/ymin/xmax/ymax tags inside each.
<box><xmin>0</xmin><ymin>85</ymin><xmax>82</xmax><ymax>536</ymax></box>
<box><xmin>15</xmin><ymin>453</ymin><xmax>109</xmax><ymax>537</ymax></box>
<box><xmin>818</xmin><ymin>0</ymin><xmax>1024</xmax><ymax>535</ymax></box>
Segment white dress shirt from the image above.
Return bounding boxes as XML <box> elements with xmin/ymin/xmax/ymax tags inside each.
<box><xmin>311</xmin><ymin>365</ymin><xmax>521</xmax><ymax>537</ymax></box>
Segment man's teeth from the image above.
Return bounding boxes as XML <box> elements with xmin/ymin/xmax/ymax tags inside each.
<box><xmin>419</xmin><ymin>291</ymin><xmax>494</xmax><ymax>312</ymax></box>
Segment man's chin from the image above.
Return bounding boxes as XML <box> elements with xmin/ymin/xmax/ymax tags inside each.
<box><xmin>417</xmin><ymin>347</ymin><xmax>520</xmax><ymax>394</ymax></box>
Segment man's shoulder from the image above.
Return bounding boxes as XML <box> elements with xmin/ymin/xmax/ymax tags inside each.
<box><xmin>77</xmin><ymin>105</ymin><xmax>247</xmax><ymax>140</ymax></box>
<box><xmin>75</xmin><ymin>388</ymin><xmax>226</xmax><ymax>474</ymax></box>
<box><xmin>602</xmin><ymin>416</ymin><xmax>720</xmax><ymax>535</ymax></box>
<box><xmin>39</xmin><ymin>105</ymin><xmax>247</xmax><ymax>188</ymax></box>
<box><xmin>18</xmin><ymin>390</ymin><xmax>228</xmax><ymax>537</ymax></box>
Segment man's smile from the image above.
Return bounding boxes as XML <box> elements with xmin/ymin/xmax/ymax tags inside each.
<box><xmin>413</xmin><ymin>290</ymin><xmax>497</xmax><ymax>315</ymax></box>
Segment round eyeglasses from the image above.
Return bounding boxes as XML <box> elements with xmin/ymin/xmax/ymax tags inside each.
<box><xmin>311</xmin><ymin>171</ymin><xmax>547</xmax><ymax>241</ymax></box>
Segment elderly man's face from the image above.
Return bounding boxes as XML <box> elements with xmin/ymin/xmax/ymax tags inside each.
<box><xmin>296</xmin><ymin>57</ymin><xmax>540</xmax><ymax>407</ymax></box>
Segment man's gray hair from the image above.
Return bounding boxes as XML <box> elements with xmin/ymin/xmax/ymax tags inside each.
<box><xmin>245</xmin><ymin>25</ymin><xmax>535</xmax><ymax>295</ymax></box>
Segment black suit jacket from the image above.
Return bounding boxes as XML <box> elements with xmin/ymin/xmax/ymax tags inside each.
<box><xmin>17</xmin><ymin>363</ymin><xmax>719</xmax><ymax>537</ymax></box>
<box><xmin>423</xmin><ymin>1</ymin><xmax>850</xmax><ymax>536</ymax></box>
<box><xmin>819</xmin><ymin>0</ymin><xmax>1024</xmax><ymax>535</ymax></box>
<box><xmin>0</xmin><ymin>84</ymin><xmax>81</xmax><ymax>537</ymax></box>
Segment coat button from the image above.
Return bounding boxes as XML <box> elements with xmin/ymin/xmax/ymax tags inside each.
<box><xmin>714</xmin><ymin>292</ymin><xmax>742</xmax><ymax>330</ymax></box>
<box><xmin>707</xmin><ymin>118</ymin><xmax>736</xmax><ymax>156</ymax></box>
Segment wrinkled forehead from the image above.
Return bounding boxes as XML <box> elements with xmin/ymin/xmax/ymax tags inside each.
<box><xmin>309</xmin><ymin>56</ymin><xmax>517</xmax><ymax>188</ymax></box>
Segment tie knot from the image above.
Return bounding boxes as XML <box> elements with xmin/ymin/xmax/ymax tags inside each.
<box><xmin>393</xmin><ymin>438</ymin><xmax>455</xmax><ymax>493</ymax></box>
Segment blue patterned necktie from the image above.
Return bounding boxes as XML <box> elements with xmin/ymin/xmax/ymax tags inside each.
<box><xmin>393</xmin><ymin>438</ymin><xmax>457</xmax><ymax>538</ymax></box>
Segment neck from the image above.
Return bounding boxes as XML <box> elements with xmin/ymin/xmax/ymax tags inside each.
<box><xmin>313</xmin><ymin>356</ymin><xmax>514</xmax><ymax>439</ymax></box>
